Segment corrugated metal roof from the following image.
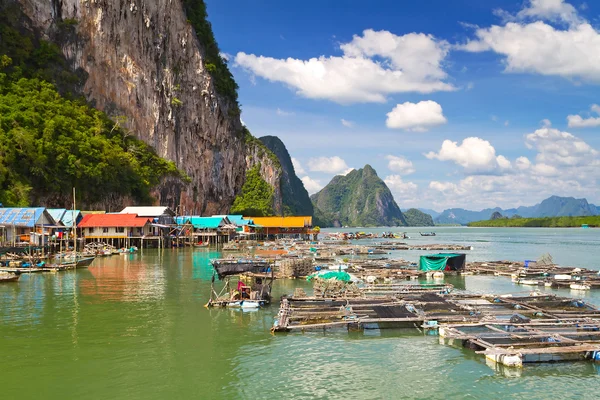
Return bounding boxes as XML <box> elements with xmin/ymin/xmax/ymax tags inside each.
<box><xmin>0</xmin><ymin>208</ymin><xmax>55</xmax><ymax>227</ymax></box>
<box><xmin>250</xmin><ymin>216</ymin><xmax>313</xmax><ymax>228</ymax></box>
<box><xmin>78</xmin><ymin>213</ymin><xmax>151</xmax><ymax>228</ymax></box>
<box><xmin>48</xmin><ymin>209</ymin><xmax>82</xmax><ymax>228</ymax></box>
<box><xmin>120</xmin><ymin>206</ymin><xmax>174</xmax><ymax>217</ymax></box>
<box><xmin>175</xmin><ymin>216</ymin><xmax>231</xmax><ymax>229</ymax></box>
<box><xmin>47</xmin><ymin>209</ymin><xmax>67</xmax><ymax>226</ymax></box>
<box><xmin>212</xmin><ymin>215</ymin><xmax>253</xmax><ymax>226</ymax></box>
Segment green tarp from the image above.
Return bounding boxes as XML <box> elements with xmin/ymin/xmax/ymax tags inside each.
<box><xmin>419</xmin><ymin>253</ymin><xmax>466</xmax><ymax>272</ymax></box>
<box><xmin>307</xmin><ymin>271</ymin><xmax>352</xmax><ymax>282</ymax></box>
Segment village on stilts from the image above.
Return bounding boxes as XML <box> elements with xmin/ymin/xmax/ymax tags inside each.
<box><xmin>2</xmin><ymin>205</ymin><xmax>600</xmax><ymax>370</ymax></box>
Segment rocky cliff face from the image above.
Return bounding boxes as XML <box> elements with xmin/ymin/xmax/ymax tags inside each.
<box><xmin>311</xmin><ymin>165</ymin><xmax>407</xmax><ymax>227</ymax></box>
<box><xmin>259</xmin><ymin>136</ymin><xmax>313</xmax><ymax>216</ymax></box>
<box><xmin>15</xmin><ymin>0</ymin><xmax>275</xmax><ymax>214</ymax></box>
<box><xmin>244</xmin><ymin>138</ymin><xmax>283</xmax><ymax>214</ymax></box>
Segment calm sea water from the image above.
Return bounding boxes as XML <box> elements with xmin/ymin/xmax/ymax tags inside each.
<box><xmin>1</xmin><ymin>227</ymin><xmax>600</xmax><ymax>399</ymax></box>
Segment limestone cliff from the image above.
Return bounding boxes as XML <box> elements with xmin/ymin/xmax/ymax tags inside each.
<box><xmin>311</xmin><ymin>165</ymin><xmax>407</xmax><ymax>227</ymax></box>
<box><xmin>259</xmin><ymin>136</ymin><xmax>313</xmax><ymax>216</ymax></box>
<box><xmin>14</xmin><ymin>0</ymin><xmax>277</xmax><ymax>214</ymax></box>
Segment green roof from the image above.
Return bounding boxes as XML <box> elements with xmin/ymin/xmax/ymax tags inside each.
<box><xmin>175</xmin><ymin>216</ymin><xmax>228</xmax><ymax>229</ymax></box>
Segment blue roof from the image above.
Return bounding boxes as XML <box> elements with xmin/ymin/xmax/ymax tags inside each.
<box><xmin>47</xmin><ymin>209</ymin><xmax>82</xmax><ymax>228</ymax></box>
<box><xmin>47</xmin><ymin>209</ymin><xmax>67</xmax><ymax>225</ymax></box>
<box><xmin>212</xmin><ymin>215</ymin><xmax>253</xmax><ymax>226</ymax></box>
<box><xmin>0</xmin><ymin>208</ymin><xmax>55</xmax><ymax>227</ymax></box>
<box><xmin>175</xmin><ymin>216</ymin><xmax>229</xmax><ymax>229</ymax></box>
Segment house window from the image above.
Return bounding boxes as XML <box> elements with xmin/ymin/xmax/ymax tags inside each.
<box><xmin>88</xmin><ymin>228</ymin><xmax>95</xmax><ymax>234</ymax></box>
<box><xmin>103</xmin><ymin>227</ymin><xmax>109</xmax><ymax>233</ymax></box>
<box><xmin>116</xmin><ymin>227</ymin><xmax>125</xmax><ymax>233</ymax></box>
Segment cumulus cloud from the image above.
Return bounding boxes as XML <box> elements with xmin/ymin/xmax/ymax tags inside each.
<box><xmin>514</xmin><ymin>0</ymin><xmax>582</xmax><ymax>25</ymax></box>
<box><xmin>385</xmin><ymin>155</ymin><xmax>415</xmax><ymax>175</ymax></box>
<box><xmin>567</xmin><ymin>104</ymin><xmax>600</xmax><ymax>127</ymax></box>
<box><xmin>341</xmin><ymin>119</ymin><xmax>354</xmax><ymax>128</ymax></box>
<box><xmin>235</xmin><ymin>29</ymin><xmax>454</xmax><ymax>104</ymax></box>
<box><xmin>425</xmin><ymin>137</ymin><xmax>511</xmax><ymax>173</ymax></box>
<box><xmin>425</xmin><ymin>122</ymin><xmax>600</xmax><ymax>209</ymax></box>
<box><xmin>458</xmin><ymin>1</ymin><xmax>600</xmax><ymax>83</ymax></box>
<box><xmin>386</xmin><ymin>101</ymin><xmax>447</xmax><ymax>131</ymax></box>
<box><xmin>525</xmin><ymin>127</ymin><xmax>598</xmax><ymax>166</ymax></box>
<box><xmin>291</xmin><ymin>157</ymin><xmax>306</xmax><ymax>175</ymax></box>
<box><xmin>384</xmin><ymin>175</ymin><xmax>418</xmax><ymax>203</ymax></box>
<box><xmin>308</xmin><ymin>156</ymin><xmax>350</xmax><ymax>174</ymax></box>
<box><xmin>301</xmin><ymin>176</ymin><xmax>323</xmax><ymax>194</ymax></box>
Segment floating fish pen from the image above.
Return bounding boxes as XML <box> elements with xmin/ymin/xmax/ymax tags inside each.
<box><xmin>440</xmin><ymin>294</ymin><xmax>600</xmax><ymax>367</ymax></box>
<box><xmin>206</xmin><ymin>259</ymin><xmax>274</xmax><ymax>309</ymax></box>
<box><xmin>272</xmin><ymin>291</ymin><xmax>475</xmax><ymax>333</ymax></box>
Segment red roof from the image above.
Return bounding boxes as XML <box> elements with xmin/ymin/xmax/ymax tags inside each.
<box><xmin>78</xmin><ymin>213</ymin><xmax>151</xmax><ymax>228</ymax></box>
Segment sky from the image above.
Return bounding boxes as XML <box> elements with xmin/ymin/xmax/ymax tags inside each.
<box><xmin>205</xmin><ymin>0</ymin><xmax>600</xmax><ymax>212</ymax></box>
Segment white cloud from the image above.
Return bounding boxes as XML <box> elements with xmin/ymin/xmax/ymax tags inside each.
<box><xmin>235</xmin><ymin>29</ymin><xmax>454</xmax><ymax>104</ymax></box>
<box><xmin>525</xmin><ymin>127</ymin><xmax>598</xmax><ymax>166</ymax></box>
<box><xmin>515</xmin><ymin>156</ymin><xmax>531</xmax><ymax>170</ymax></box>
<box><xmin>384</xmin><ymin>175</ymin><xmax>418</xmax><ymax>203</ymax></box>
<box><xmin>291</xmin><ymin>157</ymin><xmax>306</xmax><ymax>175</ymax></box>
<box><xmin>385</xmin><ymin>155</ymin><xmax>415</xmax><ymax>175</ymax></box>
<box><xmin>458</xmin><ymin>0</ymin><xmax>600</xmax><ymax>83</ymax></box>
<box><xmin>515</xmin><ymin>0</ymin><xmax>581</xmax><ymax>25</ymax></box>
<box><xmin>341</xmin><ymin>119</ymin><xmax>354</xmax><ymax>128</ymax></box>
<box><xmin>386</xmin><ymin>101</ymin><xmax>447</xmax><ymax>131</ymax></box>
<box><xmin>567</xmin><ymin>104</ymin><xmax>600</xmax><ymax>127</ymax></box>
<box><xmin>541</xmin><ymin>118</ymin><xmax>552</xmax><ymax>127</ymax></box>
<box><xmin>308</xmin><ymin>156</ymin><xmax>350</xmax><ymax>174</ymax></box>
<box><xmin>276</xmin><ymin>108</ymin><xmax>294</xmax><ymax>116</ymax></box>
<box><xmin>504</xmin><ymin>120</ymin><xmax>510</xmax><ymax>126</ymax></box>
<box><xmin>425</xmin><ymin>137</ymin><xmax>511</xmax><ymax>173</ymax></box>
<box><xmin>301</xmin><ymin>176</ymin><xmax>323</xmax><ymax>194</ymax></box>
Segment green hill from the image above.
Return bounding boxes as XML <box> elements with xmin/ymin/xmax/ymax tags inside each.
<box><xmin>468</xmin><ymin>216</ymin><xmax>600</xmax><ymax>227</ymax></box>
<box><xmin>310</xmin><ymin>165</ymin><xmax>407</xmax><ymax>227</ymax></box>
<box><xmin>403</xmin><ymin>208</ymin><xmax>434</xmax><ymax>226</ymax></box>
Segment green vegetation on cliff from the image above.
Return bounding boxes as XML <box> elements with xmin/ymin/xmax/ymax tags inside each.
<box><xmin>468</xmin><ymin>216</ymin><xmax>600</xmax><ymax>227</ymax></box>
<box><xmin>311</xmin><ymin>165</ymin><xmax>407</xmax><ymax>227</ymax></box>
<box><xmin>403</xmin><ymin>208</ymin><xmax>434</xmax><ymax>226</ymax></box>
<box><xmin>230</xmin><ymin>165</ymin><xmax>274</xmax><ymax>217</ymax></box>
<box><xmin>182</xmin><ymin>0</ymin><xmax>239</xmax><ymax>110</ymax></box>
<box><xmin>0</xmin><ymin>65</ymin><xmax>185</xmax><ymax>206</ymax></box>
<box><xmin>259</xmin><ymin>136</ymin><xmax>313</xmax><ymax>216</ymax></box>
<box><xmin>0</xmin><ymin>7</ymin><xmax>187</xmax><ymax>207</ymax></box>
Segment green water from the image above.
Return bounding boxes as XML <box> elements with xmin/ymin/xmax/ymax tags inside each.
<box><xmin>2</xmin><ymin>228</ymin><xmax>600</xmax><ymax>399</ymax></box>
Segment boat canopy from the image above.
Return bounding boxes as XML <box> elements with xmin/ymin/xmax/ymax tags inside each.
<box><xmin>419</xmin><ymin>253</ymin><xmax>466</xmax><ymax>272</ymax></box>
<box><xmin>211</xmin><ymin>260</ymin><xmax>271</xmax><ymax>279</ymax></box>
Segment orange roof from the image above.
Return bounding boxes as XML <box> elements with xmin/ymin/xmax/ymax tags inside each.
<box><xmin>250</xmin><ymin>216</ymin><xmax>312</xmax><ymax>228</ymax></box>
<box><xmin>78</xmin><ymin>214</ymin><xmax>151</xmax><ymax>228</ymax></box>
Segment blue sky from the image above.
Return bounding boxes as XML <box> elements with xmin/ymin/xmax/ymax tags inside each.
<box><xmin>205</xmin><ymin>0</ymin><xmax>600</xmax><ymax>211</ymax></box>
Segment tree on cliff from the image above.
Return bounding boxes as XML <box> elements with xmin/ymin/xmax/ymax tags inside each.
<box><xmin>230</xmin><ymin>165</ymin><xmax>274</xmax><ymax>217</ymax></box>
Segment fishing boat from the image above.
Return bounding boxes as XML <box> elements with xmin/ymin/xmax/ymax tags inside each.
<box><xmin>193</xmin><ymin>242</ymin><xmax>209</xmax><ymax>248</ymax></box>
<box><xmin>0</xmin><ymin>271</ymin><xmax>20</xmax><ymax>282</ymax></box>
<box><xmin>420</xmin><ymin>232</ymin><xmax>436</xmax><ymax>236</ymax></box>
<box><xmin>517</xmin><ymin>278</ymin><xmax>540</xmax><ymax>286</ymax></box>
<box><xmin>206</xmin><ymin>259</ymin><xmax>274</xmax><ymax>308</ymax></box>
<box><xmin>570</xmin><ymin>283</ymin><xmax>591</xmax><ymax>290</ymax></box>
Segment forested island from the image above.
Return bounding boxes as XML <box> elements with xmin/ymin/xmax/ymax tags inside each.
<box><xmin>468</xmin><ymin>216</ymin><xmax>600</xmax><ymax>228</ymax></box>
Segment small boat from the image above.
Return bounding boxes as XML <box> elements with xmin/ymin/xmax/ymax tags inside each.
<box><xmin>193</xmin><ymin>242</ymin><xmax>209</xmax><ymax>248</ymax></box>
<box><xmin>75</xmin><ymin>257</ymin><xmax>96</xmax><ymax>268</ymax></box>
<box><xmin>0</xmin><ymin>272</ymin><xmax>20</xmax><ymax>283</ymax></box>
<box><xmin>420</xmin><ymin>232</ymin><xmax>436</xmax><ymax>236</ymax></box>
<box><xmin>570</xmin><ymin>283</ymin><xmax>591</xmax><ymax>290</ymax></box>
<box><xmin>517</xmin><ymin>279</ymin><xmax>539</xmax><ymax>286</ymax></box>
<box><xmin>432</xmin><ymin>271</ymin><xmax>445</xmax><ymax>279</ymax></box>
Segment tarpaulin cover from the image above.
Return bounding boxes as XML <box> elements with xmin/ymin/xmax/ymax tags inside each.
<box><xmin>306</xmin><ymin>271</ymin><xmax>352</xmax><ymax>282</ymax></box>
<box><xmin>419</xmin><ymin>253</ymin><xmax>466</xmax><ymax>271</ymax></box>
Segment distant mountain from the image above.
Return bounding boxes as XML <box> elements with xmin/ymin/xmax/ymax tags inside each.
<box><xmin>434</xmin><ymin>196</ymin><xmax>600</xmax><ymax>225</ymax></box>
<box><xmin>418</xmin><ymin>208</ymin><xmax>441</xmax><ymax>219</ymax></box>
<box><xmin>259</xmin><ymin>136</ymin><xmax>313</xmax><ymax>217</ymax></box>
<box><xmin>311</xmin><ymin>165</ymin><xmax>407</xmax><ymax>227</ymax></box>
<box><xmin>403</xmin><ymin>208</ymin><xmax>434</xmax><ymax>226</ymax></box>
